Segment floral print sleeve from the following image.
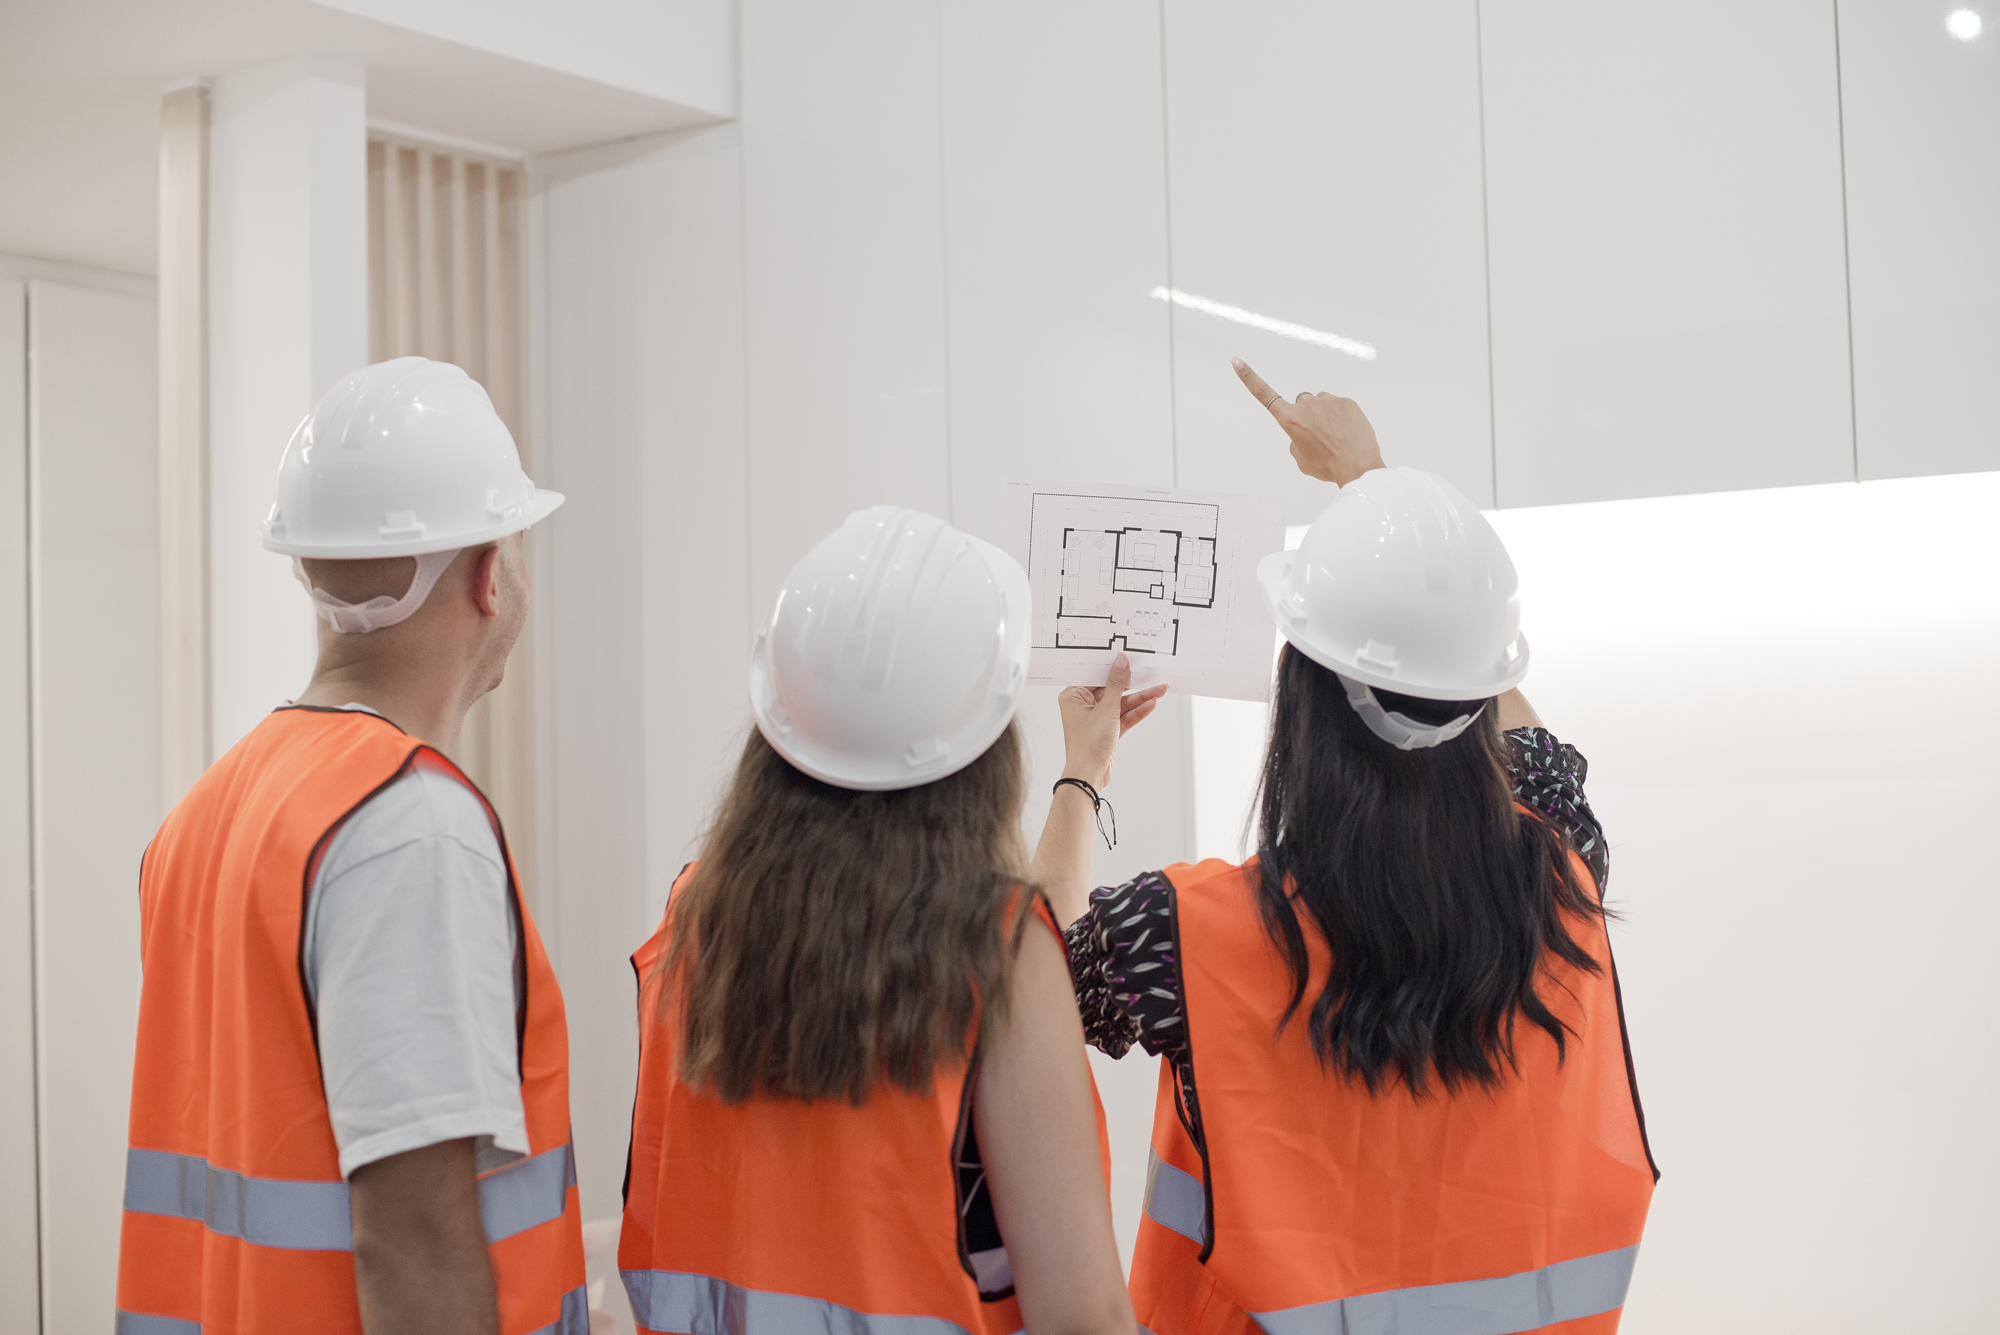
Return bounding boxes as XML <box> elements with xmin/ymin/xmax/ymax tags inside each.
<box><xmin>1504</xmin><ymin>726</ymin><xmax>1610</xmax><ymax>891</ymax></box>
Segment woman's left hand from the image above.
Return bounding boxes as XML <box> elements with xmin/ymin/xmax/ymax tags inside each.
<box><xmin>1058</xmin><ymin>652</ymin><xmax>1169</xmax><ymax>791</ymax></box>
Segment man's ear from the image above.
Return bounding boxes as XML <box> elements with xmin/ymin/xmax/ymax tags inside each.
<box><xmin>469</xmin><ymin>544</ymin><xmax>503</xmax><ymax>618</ymax></box>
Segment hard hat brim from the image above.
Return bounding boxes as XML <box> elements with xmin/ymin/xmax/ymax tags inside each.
<box><xmin>1256</xmin><ymin>548</ymin><xmax>1530</xmax><ymax>702</ymax></box>
<box><xmin>261</xmin><ymin>489</ymin><xmax>565</xmax><ymax>559</ymax></box>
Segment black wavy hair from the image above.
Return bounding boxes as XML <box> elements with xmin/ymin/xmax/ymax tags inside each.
<box><xmin>1253</xmin><ymin>644</ymin><xmax>1604</xmax><ymax>1095</ymax></box>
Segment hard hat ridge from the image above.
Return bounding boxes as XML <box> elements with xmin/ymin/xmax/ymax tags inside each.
<box><xmin>1257</xmin><ymin>467</ymin><xmax>1528</xmax><ymax>704</ymax></box>
<box><xmin>262</xmin><ymin>356</ymin><xmax>563</xmax><ymax>561</ymax></box>
<box><xmin>752</xmin><ymin>506</ymin><xmax>1031</xmax><ymax>792</ymax></box>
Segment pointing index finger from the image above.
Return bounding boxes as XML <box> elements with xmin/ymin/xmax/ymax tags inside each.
<box><xmin>1232</xmin><ymin>357</ymin><xmax>1288</xmax><ymax>417</ymax></box>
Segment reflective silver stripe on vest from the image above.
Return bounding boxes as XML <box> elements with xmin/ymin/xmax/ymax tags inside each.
<box><xmin>526</xmin><ymin>1283</ymin><xmax>592</xmax><ymax>1335</ymax></box>
<box><xmin>479</xmin><ymin>1140</ymin><xmax>578</xmax><ymax>1244</ymax></box>
<box><xmin>1249</xmin><ymin>1245</ymin><xmax>1640</xmax><ymax>1335</ymax></box>
<box><xmin>115</xmin><ymin>1313</ymin><xmax>202</xmax><ymax>1335</ymax></box>
<box><xmin>621</xmin><ymin>1269</ymin><xmax>1022</xmax><ymax>1335</ymax></box>
<box><xmin>124</xmin><ymin>1138</ymin><xmax>575</xmax><ymax>1252</ymax></box>
<box><xmin>116</xmin><ymin>1286</ymin><xmax>585</xmax><ymax>1335</ymax></box>
<box><xmin>1142</xmin><ymin>1147</ymin><xmax>1207</xmax><ymax>1246</ymax></box>
<box><xmin>123</xmin><ymin>1148</ymin><xmax>350</xmax><ymax>1250</ymax></box>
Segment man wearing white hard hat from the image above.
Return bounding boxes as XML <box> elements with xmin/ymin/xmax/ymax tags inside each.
<box><xmin>1048</xmin><ymin>362</ymin><xmax>1657</xmax><ymax>1335</ymax></box>
<box><xmin>118</xmin><ymin>358</ymin><xmax>586</xmax><ymax>1335</ymax></box>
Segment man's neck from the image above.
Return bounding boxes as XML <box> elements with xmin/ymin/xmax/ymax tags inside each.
<box><xmin>294</xmin><ymin>661</ymin><xmax>470</xmax><ymax>754</ymax></box>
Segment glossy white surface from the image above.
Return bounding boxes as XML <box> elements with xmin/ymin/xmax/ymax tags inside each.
<box><xmin>739</xmin><ymin>0</ymin><xmax>952</xmax><ymax>608</ymax></box>
<box><xmin>538</xmin><ymin>125</ymin><xmax>753</xmax><ymax>1257</ymax></box>
<box><xmin>1482</xmin><ymin>1</ymin><xmax>1855</xmax><ymax>505</ymax></box>
<box><xmin>207</xmin><ymin>57</ymin><xmax>368</xmax><ymax>757</ymax></box>
<box><xmin>0</xmin><ymin>278</ymin><xmax>35</xmax><ymax>1330</ymax></box>
<box><xmin>1840</xmin><ymin>0</ymin><xmax>2000</xmax><ymax>479</ymax></box>
<box><xmin>1163</xmin><ymin>0</ymin><xmax>1496</xmax><ymax>517</ymax></box>
<box><xmin>27</xmin><ymin>279</ymin><xmax>159</xmax><ymax>1335</ymax></box>
<box><xmin>1490</xmin><ymin>476</ymin><xmax>2000</xmax><ymax>1331</ymax></box>
<box><xmin>310</xmin><ymin>0</ymin><xmax>736</xmax><ymax>116</ymax></box>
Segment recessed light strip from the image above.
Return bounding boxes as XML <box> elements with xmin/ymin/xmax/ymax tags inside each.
<box><xmin>1150</xmin><ymin>286</ymin><xmax>1377</xmax><ymax>361</ymax></box>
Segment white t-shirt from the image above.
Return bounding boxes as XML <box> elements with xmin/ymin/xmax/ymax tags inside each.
<box><xmin>300</xmin><ymin>707</ymin><xmax>528</xmax><ymax>1179</ymax></box>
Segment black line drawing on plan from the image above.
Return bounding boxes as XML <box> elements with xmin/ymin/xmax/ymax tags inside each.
<box><xmin>1033</xmin><ymin>495</ymin><xmax>1220</xmax><ymax>655</ymax></box>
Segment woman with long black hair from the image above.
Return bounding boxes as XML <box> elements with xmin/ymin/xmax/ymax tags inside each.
<box><xmin>1044</xmin><ymin>364</ymin><xmax>1658</xmax><ymax>1335</ymax></box>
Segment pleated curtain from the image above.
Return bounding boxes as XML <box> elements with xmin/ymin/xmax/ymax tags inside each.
<box><xmin>367</xmin><ymin>136</ymin><xmax>539</xmax><ymax>899</ymax></box>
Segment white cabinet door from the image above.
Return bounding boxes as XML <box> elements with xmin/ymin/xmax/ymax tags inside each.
<box><xmin>1840</xmin><ymin>0</ymin><xmax>2000</xmax><ymax>480</ymax></box>
<box><xmin>937</xmin><ymin>0</ymin><xmax>1183</xmax><ymax>1268</ymax></box>
<box><xmin>1482</xmin><ymin>0</ymin><xmax>1854</xmax><ymax>506</ymax></box>
<box><xmin>739</xmin><ymin>0</ymin><xmax>953</xmax><ymax>605</ymax></box>
<box><xmin>27</xmin><ymin>279</ymin><xmax>159</xmax><ymax>1332</ymax></box>
<box><xmin>0</xmin><ymin>278</ymin><xmax>37</xmax><ymax>1333</ymax></box>
<box><xmin>1164</xmin><ymin>0</ymin><xmax>1495</xmax><ymax>517</ymax></box>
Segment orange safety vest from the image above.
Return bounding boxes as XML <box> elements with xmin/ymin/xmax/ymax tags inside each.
<box><xmin>1132</xmin><ymin>851</ymin><xmax>1657</xmax><ymax>1335</ymax></box>
<box><xmin>118</xmin><ymin>706</ymin><xmax>587</xmax><ymax>1335</ymax></box>
<box><xmin>620</xmin><ymin>864</ymin><xmax>1110</xmax><ymax>1335</ymax></box>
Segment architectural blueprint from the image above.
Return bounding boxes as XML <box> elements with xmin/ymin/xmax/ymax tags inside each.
<box><xmin>1000</xmin><ymin>482</ymin><xmax>1285</xmax><ymax>702</ymax></box>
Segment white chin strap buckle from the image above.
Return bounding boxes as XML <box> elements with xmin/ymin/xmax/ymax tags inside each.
<box><xmin>1338</xmin><ymin>674</ymin><xmax>1484</xmax><ymax>751</ymax></box>
<box><xmin>294</xmin><ymin>549</ymin><xmax>460</xmax><ymax>634</ymax></box>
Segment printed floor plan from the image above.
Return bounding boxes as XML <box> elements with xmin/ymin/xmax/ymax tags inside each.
<box><xmin>1005</xmin><ymin>481</ymin><xmax>1284</xmax><ymax>702</ymax></box>
<box><xmin>1054</xmin><ymin>523</ymin><xmax>1218</xmax><ymax>654</ymax></box>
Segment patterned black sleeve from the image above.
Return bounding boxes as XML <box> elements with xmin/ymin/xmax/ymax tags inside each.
<box><xmin>1061</xmin><ymin>871</ymin><xmax>1186</xmax><ymax>1062</ymax></box>
<box><xmin>1505</xmin><ymin>726</ymin><xmax>1610</xmax><ymax>890</ymax></box>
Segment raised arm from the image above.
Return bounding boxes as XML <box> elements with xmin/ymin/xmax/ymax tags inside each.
<box><xmin>1233</xmin><ymin>356</ymin><xmax>1386</xmax><ymax>486</ymax></box>
<box><xmin>1030</xmin><ymin>653</ymin><xmax>1166</xmax><ymax>927</ymax></box>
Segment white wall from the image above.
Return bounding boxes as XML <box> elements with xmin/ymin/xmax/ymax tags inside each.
<box><xmin>17</xmin><ymin>277</ymin><xmax>160</xmax><ymax>1334</ymax></box>
<box><xmin>1840</xmin><ymin>0</ymin><xmax>2000</xmax><ymax>480</ymax></box>
<box><xmin>0</xmin><ymin>277</ymin><xmax>38</xmax><ymax>1333</ymax></box>
<box><xmin>207</xmin><ymin>56</ymin><xmax>369</xmax><ymax>757</ymax></box>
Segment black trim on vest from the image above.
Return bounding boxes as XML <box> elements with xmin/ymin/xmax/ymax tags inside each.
<box><xmin>624</xmin><ymin>862</ymin><xmax>694</xmax><ymax>1210</ymax></box>
<box><xmin>950</xmin><ymin>1058</ymin><xmax>1014</xmax><ymax>1301</ymax></box>
<box><xmin>291</xmin><ymin>707</ymin><xmax>532</xmax><ymax>1078</ymax></box>
<box><xmin>1162</xmin><ymin>873</ymin><xmax>1218</xmax><ymax>1265</ymax></box>
<box><xmin>1605</xmin><ymin>937</ymin><xmax>1661</xmax><ymax>1183</ymax></box>
<box><xmin>296</xmin><ymin>747</ymin><xmax>427</xmax><ymax>1060</ymax></box>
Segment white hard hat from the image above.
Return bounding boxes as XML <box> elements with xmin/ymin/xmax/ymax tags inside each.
<box><xmin>261</xmin><ymin>357</ymin><xmax>562</xmax><ymax>559</ymax></box>
<box><xmin>1257</xmin><ymin>467</ymin><xmax>1528</xmax><ymax>702</ymax></box>
<box><xmin>750</xmin><ymin>506</ymin><xmax>1031</xmax><ymax>792</ymax></box>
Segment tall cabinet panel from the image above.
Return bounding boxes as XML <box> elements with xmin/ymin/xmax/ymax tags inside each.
<box><xmin>739</xmin><ymin>0</ymin><xmax>953</xmax><ymax>605</ymax></box>
<box><xmin>0</xmin><ymin>278</ymin><xmax>38</xmax><ymax>1332</ymax></box>
<box><xmin>1840</xmin><ymin>1</ymin><xmax>2000</xmax><ymax>480</ymax></box>
<box><xmin>27</xmin><ymin>280</ymin><xmax>159</xmax><ymax>1330</ymax></box>
<box><xmin>1163</xmin><ymin>0</ymin><xmax>1495</xmax><ymax>518</ymax></box>
<box><xmin>937</xmin><ymin>0</ymin><xmax>1183</xmax><ymax>1265</ymax></box>
<box><xmin>1482</xmin><ymin>0</ymin><xmax>1854</xmax><ymax>506</ymax></box>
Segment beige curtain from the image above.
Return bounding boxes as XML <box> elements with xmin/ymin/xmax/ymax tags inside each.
<box><xmin>367</xmin><ymin>135</ymin><xmax>539</xmax><ymax>900</ymax></box>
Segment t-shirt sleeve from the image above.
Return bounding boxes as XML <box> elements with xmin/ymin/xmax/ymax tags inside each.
<box><xmin>303</xmin><ymin>767</ymin><xmax>528</xmax><ymax>1180</ymax></box>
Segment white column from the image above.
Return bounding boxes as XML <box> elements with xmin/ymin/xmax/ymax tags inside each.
<box><xmin>207</xmin><ymin>56</ymin><xmax>367</xmax><ymax>756</ymax></box>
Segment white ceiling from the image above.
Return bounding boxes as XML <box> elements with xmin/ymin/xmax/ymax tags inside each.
<box><xmin>0</xmin><ymin>0</ymin><xmax>727</xmax><ymax>276</ymax></box>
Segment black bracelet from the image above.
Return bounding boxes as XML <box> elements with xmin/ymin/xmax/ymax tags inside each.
<box><xmin>1052</xmin><ymin>776</ymin><xmax>1117</xmax><ymax>851</ymax></box>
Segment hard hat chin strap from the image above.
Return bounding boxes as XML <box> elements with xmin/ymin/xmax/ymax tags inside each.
<box><xmin>1338</xmin><ymin>674</ymin><xmax>1484</xmax><ymax>751</ymax></box>
<box><xmin>293</xmin><ymin>549</ymin><xmax>461</xmax><ymax>634</ymax></box>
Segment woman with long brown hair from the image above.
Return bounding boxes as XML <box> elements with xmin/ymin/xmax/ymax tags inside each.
<box><xmin>619</xmin><ymin>506</ymin><xmax>1164</xmax><ymax>1335</ymax></box>
<box><xmin>1051</xmin><ymin>365</ymin><xmax>1658</xmax><ymax>1335</ymax></box>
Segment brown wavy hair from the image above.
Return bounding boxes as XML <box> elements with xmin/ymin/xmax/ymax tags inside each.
<box><xmin>660</xmin><ymin>722</ymin><xmax>1033</xmax><ymax>1105</ymax></box>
